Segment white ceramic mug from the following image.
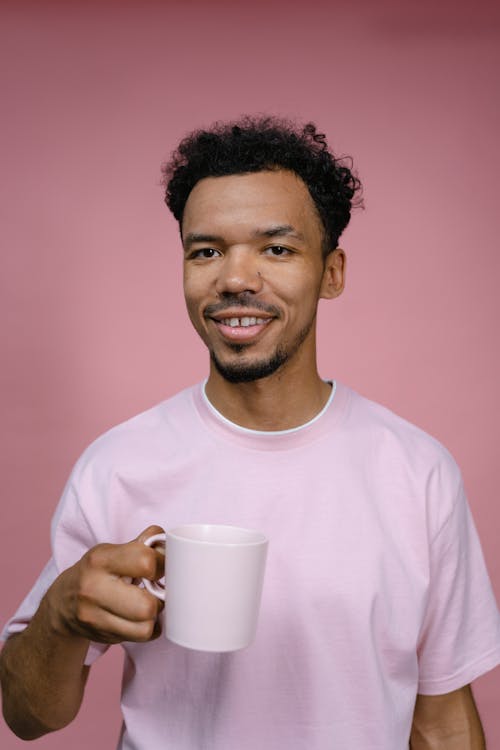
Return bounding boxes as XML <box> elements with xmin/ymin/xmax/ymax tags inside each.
<box><xmin>142</xmin><ymin>524</ymin><xmax>268</xmax><ymax>652</ymax></box>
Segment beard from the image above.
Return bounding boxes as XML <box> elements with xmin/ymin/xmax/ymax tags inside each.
<box><xmin>211</xmin><ymin>345</ymin><xmax>289</xmax><ymax>383</ymax></box>
<box><xmin>210</xmin><ymin>318</ymin><xmax>315</xmax><ymax>384</ymax></box>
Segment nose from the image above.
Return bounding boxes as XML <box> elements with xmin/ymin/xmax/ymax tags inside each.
<box><xmin>215</xmin><ymin>248</ymin><xmax>263</xmax><ymax>296</ymax></box>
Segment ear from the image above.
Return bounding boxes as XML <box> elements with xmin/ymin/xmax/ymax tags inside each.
<box><xmin>319</xmin><ymin>248</ymin><xmax>346</xmax><ymax>299</ymax></box>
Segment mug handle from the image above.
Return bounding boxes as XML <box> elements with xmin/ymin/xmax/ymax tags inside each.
<box><xmin>141</xmin><ymin>533</ymin><xmax>166</xmax><ymax>601</ymax></box>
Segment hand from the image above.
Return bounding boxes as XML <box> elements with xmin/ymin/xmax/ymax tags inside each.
<box><xmin>44</xmin><ymin>526</ymin><xmax>165</xmax><ymax>645</ymax></box>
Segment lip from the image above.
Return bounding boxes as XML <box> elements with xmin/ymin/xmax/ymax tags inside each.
<box><xmin>208</xmin><ymin>309</ymin><xmax>275</xmax><ymax>322</ymax></box>
<box><xmin>210</xmin><ymin>316</ymin><xmax>273</xmax><ymax>342</ymax></box>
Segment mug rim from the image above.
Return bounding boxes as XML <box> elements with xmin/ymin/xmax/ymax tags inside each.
<box><xmin>167</xmin><ymin>523</ymin><xmax>268</xmax><ymax>547</ymax></box>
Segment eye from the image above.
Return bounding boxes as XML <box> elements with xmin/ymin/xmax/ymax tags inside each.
<box><xmin>190</xmin><ymin>247</ymin><xmax>221</xmax><ymax>259</ymax></box>
<box><xmin>264</xmin><ymin>245</ymin><xmax>292</xmax><ymax>257</ymax></box>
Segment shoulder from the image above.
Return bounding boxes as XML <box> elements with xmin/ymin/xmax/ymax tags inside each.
<box><xmin>344</xmin><ymin>384</ymin><xmax>456</xmax><ymax>456</ymax></box>
<box><xmin>51</xmin><ymin>384</ymin><xmax>203</xmax><ymax>539</ymax></box>
<box><xmin>48</xmin><ymin>385</ymin><xmax>203</xmax><ymax>553</ymax></box>
<box><xmin>340</xmin><ymin>383</ymin><xmax>463</xmax><ymax>496</ymax></box>
<box><xmin>70</xmin><ymin>383</ymin><xmax>201</xmax><ymax>481</ymax></box>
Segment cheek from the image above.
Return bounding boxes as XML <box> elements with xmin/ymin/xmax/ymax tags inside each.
<box><xmin>183</xmin><ymin>264</ymin><xmax>214</xmax><ymax>298</ymax></box>
<box><xmin>274</xmin><ymin>270</ymin><xmax>322</xmax><ymax>309</ymax></box>
<box><xmin>183</xmin><ymin>277</ymin><xmax>211</xmax><ymax>339</ymax></box>
<box><xmin>182</xmin><ymin>283</ymin><xmax>200</xmax><ymax>322</ymax></box>
<box><xmin>183</xmin><ymin>271</ymin><xmax>202</xmax><ymax>307</ymax></box>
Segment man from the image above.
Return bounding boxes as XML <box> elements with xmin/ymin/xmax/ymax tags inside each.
<box><xmin>1</xmin><ymin>116</ymin><xmax>499</xmax><ymax>749</ymax></box>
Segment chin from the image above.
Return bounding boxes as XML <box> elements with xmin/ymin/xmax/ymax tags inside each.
<box><xmin>211</xmin><ymin>349</ymin><xmax>288</xmax><ymax>384</ymax></box>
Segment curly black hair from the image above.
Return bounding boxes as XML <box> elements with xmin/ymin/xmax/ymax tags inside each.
<box><xmin>162</xmin><ymin>115</ymin><xmax>362</xmax><ymax>255</ymax></box>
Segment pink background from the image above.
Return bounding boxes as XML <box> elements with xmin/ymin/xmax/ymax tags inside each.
<box><xmin>1</xmin><ymin>0</ymin><xmax>499</xmax><ymax>746</ymax></box>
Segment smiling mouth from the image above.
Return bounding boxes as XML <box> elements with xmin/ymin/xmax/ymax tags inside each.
<box><xmin>210</xmin><ymin>315</ymin><xmax>273</xmax><ymax>342</ymax></box>
<box><xmin>219</xmin><ymin>316</ymin><xmax>270</xmax><ymax>328</ymax></box>
<box><xmin>204</xmin><ymin>295</ymin><xmax>279</xmax><ymax>341</ymax></box>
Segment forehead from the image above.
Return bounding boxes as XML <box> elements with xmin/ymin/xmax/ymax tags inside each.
<box><xmin>182</xmin><ymin>170</ymin><xmax>323</xmax><ymax>242</ymax></box>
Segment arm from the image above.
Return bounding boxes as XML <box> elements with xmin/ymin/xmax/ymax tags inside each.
<box><xmin>0</xmin><ymin>526</ymin><xmax>164</xmax><ymax>740</ymax></box>
<box><xmin>410</xmin><ymin>685</ymin><xmax>486</xmax><ymax>749</ymax></box>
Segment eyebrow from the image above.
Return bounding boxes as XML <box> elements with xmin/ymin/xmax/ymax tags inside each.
<box><xmin>254</xmin><ymin>225</ymin><xmax>305</xmax><ymax>241</ymax></box>
<box><xmin>183</xmin><ymin>232</ymin><xmax>222</xmax><ymax>248</ymax></box>
<box><xmin>183</xmin><ymin>225</ymin><xmax>305</xmax><ymax>248</ymax></box>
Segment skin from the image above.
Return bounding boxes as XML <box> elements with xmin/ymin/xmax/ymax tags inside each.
<box><xmin>0</xmin><ymin>526</ymin><xmax>165</xmax><ymax>739</ymax></box>
<box><xmin>183</xmin><ymin>171</ymin><xmax>486</xmax><ymax>745</ymax></box>
<box><xmin>410</xmin><ymin>686</ymin><xmax>486</xmax><ymax>748</ymax></box>
<box><xmin>182</xmin><ymin>170</ymin><xmax>345</xmax><ymax>430</ymax></box>
<box><xmin>0</xmin><ymin>169</ymin><xmax>487</xmax><ymax>745</ymax></box>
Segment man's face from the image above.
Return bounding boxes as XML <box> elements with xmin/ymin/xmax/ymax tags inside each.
<box><xmin>182</xmin><ymin>169</ymin><xmax>343</xmax><ymax>383</ymax></box>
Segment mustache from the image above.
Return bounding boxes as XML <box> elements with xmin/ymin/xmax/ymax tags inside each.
<box><xmin>204</xmin><ymin>294</ymin><xmax>281</xmax><ymax>318</ymax></box>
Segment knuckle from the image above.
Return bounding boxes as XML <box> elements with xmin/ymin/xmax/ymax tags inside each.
<box><xmin>75</xmin><ymin>600</ymin><xmax>94</xmax><ymax>628</ymax></box>
<box><xmin>134</xmin><ymin>546</ymin><xmax>156</xmax><ymax>578</ymax></box>
<box><xmin>143</xmin><ymin>596</ymin><xmax>160</xmax><ymax>621</ymax></box>
<box><xmin>84</xmin><ymin>544</ymin><xmax>109</xmax><ymax>569</ymax></box>
<box><xmin>135</xmin><ymin>591</ymin><xmax>158</xmax><ymax>621</ymax></box>
<box><xmin>137</xmin><ymin>525</ymin><xmax>164</xmax><ymax>543</ymax></box>
<box><xmin>135</xmin><ymin>620</ymin><xmax>155</xmax><ymax>642</ymax></box>
<box><xmin>78</xmin><ymin>578</ymin><xmax>94</xmax><ymax>601</ymax></box>
<box><xmin>76</xmin><ymin>569</ymin><xmax>101</xmax><ymax>601</ymax></box>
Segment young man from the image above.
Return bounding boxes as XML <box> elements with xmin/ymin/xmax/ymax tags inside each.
<box><xmin>1</xmin><ymin>116</ymin><xmax>500</xmax><ymax>749</ymax></box>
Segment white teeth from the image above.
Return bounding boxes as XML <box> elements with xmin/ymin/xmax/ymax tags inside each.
<box><xmin>220</xmin><ymin>316</ymin><xmax>269</xmax><ymax>327</ymax></box>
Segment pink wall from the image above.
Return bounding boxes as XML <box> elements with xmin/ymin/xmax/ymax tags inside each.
<box><xmin>1</xmin><ymin>1</ymin><xmax>499</xmax><ymax>746</ymax></box>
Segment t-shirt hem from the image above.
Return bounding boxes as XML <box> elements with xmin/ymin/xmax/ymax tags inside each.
<box><xmin>417</xmin><ymin>645</ymin><xmax>500</xmax><ymax>695</ymax></box>
<box><xmin>1</xmin><ymin>623</ymin><xmax>108</xmax><ymax>667</ymax></box>
<box><xmin>84</xmin><ymin>641</ymin><xmax>110</xmax><ymax>665</ymax></box>
<box><xmin>0</xmin><ymin>622</ymin><xmax>26</xmax><ymax>641</ymax></box>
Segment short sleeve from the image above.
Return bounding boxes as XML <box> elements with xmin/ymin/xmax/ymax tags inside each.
<box><xmin>417</xmin><ymin>481</ymin><xmax>500</xmax><ymax>694</ymax></box>
<box><xmin>1</xmin><ymin>558</ymin><xmax>58</xmax><ymax>640</ymax></box>
<box><xmin>1</xmin><ymin>475</ymin><xmax>110</xmax><ymax>666</ymax></box>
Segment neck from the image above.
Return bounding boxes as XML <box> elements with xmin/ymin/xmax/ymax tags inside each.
<box><xmin>204</xmin><ymin>363</ymin><xmax>331</xmax><ymax>431</ymax></box>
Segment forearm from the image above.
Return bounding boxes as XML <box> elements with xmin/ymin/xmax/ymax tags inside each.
<box><xmin>0</xmin><ymin>593</ymin><xmax>90</xmax><ymax>740</ymax></box>
<box><xmin>410</xmin><ymin>686</ymin><xmax>486</xmax><ymax>749</ymax></box>
<box><xmin>410</xmin><ymin>725</ymin><xmax>485</xmax><ymax>750</ymax></box>
<box><xmin>0</xmin><ymin>531</ymin><xmax>163</xmax><ymax>740</ymax></box>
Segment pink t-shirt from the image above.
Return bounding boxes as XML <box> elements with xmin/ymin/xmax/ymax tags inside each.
<box><xmin>4</xmin><ymin>381</ymin><xmax>500</xmax><ymax>749</ymax></box>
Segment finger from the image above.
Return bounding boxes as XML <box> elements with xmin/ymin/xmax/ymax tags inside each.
<box><xmin>83</xmin><ymin>574</ymin><xmax>163</xmax><ymax>623</ymax></box>
<box><xmin>135</xmin><ymin>525</ymin><xmax>165</xmax><ymax>544</ymax></box>
<box><xmin>150</xmin><ymin>618</ymin><xmax>163</xmax><ymax>640</ymax></box>
<box><xmin>135</xmin><ymin>526</ymin><xmax>166</xmax><ymax>580</ymax></box>
<box><xmin>151</xmin><ymin>548</ymin><xmax>165</xmax><ymax>582</ymax></box>
<box><xmin>75</xmin><ymin>601</ymin><xmax>161</xmax><ymax>644</ymax></box>
<box><xmin>85</xmin><ymin>542</ymin><xmax>161</xmax><ymax>581</ymax></box>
